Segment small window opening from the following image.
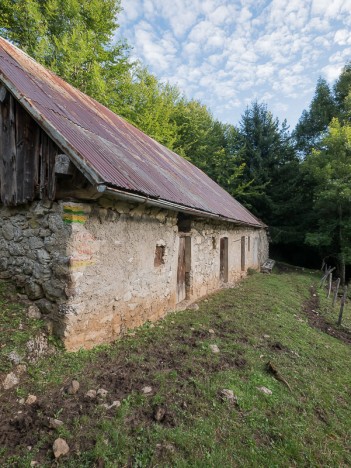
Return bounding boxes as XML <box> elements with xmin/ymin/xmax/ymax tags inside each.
<box><xmin>177</xmin><ymin>213</ymin><xmax>191</xmax><ymax>232</ymax></box>
<box><xmin>212</xmin><ymin>237</ymin><xmax>217</xmax><ymax>249</ymax></box>
<box><xmin>154</xmin><ymin>245</ymin><xmax>165</xmax><ymax>267</ymax></box>
<box><xmin>248</xmin><ymin>236</ymin><xmax>251</xmax><ymax>251</ymax></box>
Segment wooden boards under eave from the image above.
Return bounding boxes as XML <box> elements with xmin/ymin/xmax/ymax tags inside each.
<box><xmin>0</xmin><ymin>86</ymin><xmax>59</xmax><ymax>206</ymax></box>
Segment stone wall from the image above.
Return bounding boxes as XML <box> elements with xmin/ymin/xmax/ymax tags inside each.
<box><xmin>0</xmin><ymin>201</ymin><xmax>71</xmax><ymax>330</ymax></box>
<box><xmin>0</xmin><ymin>198</ymin><xmax>269</xmax><ymax>351</ymax></box>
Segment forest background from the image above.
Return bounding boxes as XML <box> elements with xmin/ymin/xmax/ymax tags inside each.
<box><xmin>1</xmin><ymin>0</ymin><xmax>351</xmax><ymax>282</ymax></box>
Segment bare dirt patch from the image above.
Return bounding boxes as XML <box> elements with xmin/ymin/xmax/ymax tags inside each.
<box><xmin>303</xmin><ymin>286</ymin><xmax>351</xmax><ymax>345</ymax></box>
<box><xmin>0</xmin><ymin>322</ymin><xmax>248</xmax><ymax>464</ymax></box>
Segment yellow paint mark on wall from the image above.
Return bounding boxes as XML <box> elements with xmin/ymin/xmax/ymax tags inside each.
<box><xmin>63</xmin><ymin>204</ymin><xmax>89</xmax><ymax>224</ymax></box>
<box><xmin>69</xmin><ymin>258</ymin><xmax>96</xmax><ymax>269</ymax></box>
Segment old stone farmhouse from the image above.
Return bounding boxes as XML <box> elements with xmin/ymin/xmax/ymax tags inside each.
<box><xmin>0</xmin><ymin>38</ymin><xmax>268</xmax><ymax>350</ymax></box>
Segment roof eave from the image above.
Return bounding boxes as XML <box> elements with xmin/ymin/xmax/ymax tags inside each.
<box><xmin>99</xmin><ymin>185</ymin><xmax>265</xmax><ymax>228</ymax></box>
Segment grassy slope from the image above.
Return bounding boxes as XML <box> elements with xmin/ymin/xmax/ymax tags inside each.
<box><xmin>1</xmin><ymin>268</ymin><xmax>351</xmax><ymax>467</ymax></box>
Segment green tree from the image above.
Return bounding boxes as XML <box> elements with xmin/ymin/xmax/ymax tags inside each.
<box><xmin>293</xmin><ymin>77</ymin><xmax>336</xmax><ymax>156</ymax></box>
<box><xmin>0</xmin><ymin>0</ymin><xmax>131</xmax><ymax>106</ymax></box>
<box><xmin>303</xmin><ymin>118</ymin><xmax>351</xmax><ymax>283</ymax></box>
<box><xmin>171</xmin><ymin>100</ymin><xmax>249</xmax><ymax>198</ymax></box>
<box><xmin>334</xmin><ymin>62</ymin><xmax>351</xmax><ymax>118</ymax></box>
<box><xmin>238</xmin><ymin>102</ymin><xmax>297</xmax><ymax>220</ymax></box>
<box><xmin>119</xmin><ymin>67</ymin><xmax>181</xmax><ymax>149</ymax></box>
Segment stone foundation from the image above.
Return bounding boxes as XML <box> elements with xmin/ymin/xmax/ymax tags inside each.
<box><xmin>0</xmin><ymin>198</ymin><xmax>269</xmax><ymax>350</ymax></box>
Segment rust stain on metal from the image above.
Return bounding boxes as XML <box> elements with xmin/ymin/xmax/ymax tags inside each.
<box><xmin>0</xmin><ymin>38</ymin><xmax>263</xmax><ymax>226</ymax></box>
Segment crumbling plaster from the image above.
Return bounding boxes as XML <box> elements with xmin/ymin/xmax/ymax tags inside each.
<box><xmin>0</xmin><ymin>197</ymin><xmax>268</xmax><ymax>350</ymax></box>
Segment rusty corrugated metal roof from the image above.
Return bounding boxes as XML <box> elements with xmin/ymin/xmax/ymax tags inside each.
<box><xmin>0</xmin><ymin>37</ymin><xmax>263</xmax><ymax>227</ymax></box>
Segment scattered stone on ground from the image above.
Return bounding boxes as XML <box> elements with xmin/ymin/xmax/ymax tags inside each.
<box><xmin>257</xmin><ymin>386</ymin><xmax>272</xmax><ymax>395</ymax></box>
<box><xmin>156</xmin><ymin>443</ymin><xmax>175</xmax><ymax>453</ymax></box>
<box><xmin>208</xmin><ymin>329</ymin><xmax>215</xmax><ymax>334</ymax></box>
<box><xmin>8</xmin><ymin>350</ymin><xmax>22</xmax><ymax>365</ymax></box>
<box><xmin>142</xmin><ymin>386</ymin><xmax>153</xmax><ymax>395</ymax></box>
<box><xmin>187</xmin><ymin>303</ymin><xmax>199</xmax><ymax>311</ymax></box>
<box><xmin>25</xmin><ymin>395</ymin><xmax>37</xmax><ymax>405</ymax></box>
<box><xmin>26</xmin><ymin>334</ymin><xmax>52</xmax><ymax>362</ymax></box>
<box><xmin>263</xmin><ymin>334</ymin><xmax>270</xmax><ymax>339</ymax></box>
<box><xmin>96</xmin><ymin>388</ymin><xmax>108</xmax><ymax>398</ymax></box>
<box><xmin>49</xmin><ymin>418</ymin><xmax>64</xmax><ymax>429</ymax></box>
<box><xmin>3</xmin><ymin>372</ymin><xmax>19</xmax><ymax>390</ymax></box>
<box><xmin>210</xmin><ymin>344</ymin><xmax>220</xmax><ymax>353</ymax></box>
<box><xmin>27</xmin><ymin>305</ymin><xmax>41</xmax><ymax>319</ymax></box>
<box><xmin>53</xmin><ymin>438</ymin><xmax>69</xmax><ymax>459</ymax></box>
<box><xmin>67</xmin><ymin>380</ymin><xmax>80</xmax><ymax>395</ymax></box>
<box><xmin>219</xmin><ymin>389</ymin><xmax>238</xmax><ymax>403</ymax></box>
<box><xmin>101</xmin><ymin>400</ymin><xmax>121</xmax><ymax>410</ymax></box>
<box><xmin>85</xmin><ymin>389</ymin><xmax>97</xmax><ymax>399</ymax></box>
<box><xmin>19</xmin><ymin>398</ymin><xmax>25</xmax><ymax>404</ymax></box>
<box><xmin>16</xmin><ymin>364</ymin><xmax>27</xmax><ymax>375</ymax></box>
<box><xmin>154</xmin><ymin>406</ymin><xmax>166</xmax><ymax>422</ymax></box>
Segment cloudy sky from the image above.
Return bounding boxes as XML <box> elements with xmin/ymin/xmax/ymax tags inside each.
<box><xmin>118</xmin><ymin>0</ymin><xmax>351</xmax><ymax>129</ymax></box>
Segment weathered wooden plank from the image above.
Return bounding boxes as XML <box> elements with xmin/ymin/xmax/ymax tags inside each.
<box><xmin>15</xmin><ymin>99</ymin><xmax>42</xmax><ymax>203</ymax></box>
<box><xmin>38</xmin><ymin>132</ymin><xmax>58</xmax><ymax>200</ymax></box>
<box><xmin>48</xmin><ymin>138</ymin><xmax>58</xmax><ymax>200</ymax></box>
<box><xmin>0</xmin><ymin>90</ymin><xmax>64</xmax><ymax>205</ymax></box>
<box><xmin>0</xmin><ymin>92</ymin><xmax>17</xmax><ymax>205</ymax></box>
<box><xmin>15</xmin><ymin>100</ymin><xmax>26</xmax><ymax>203</ymax></box>
<box><xmin>0</xmin><ymin>84</ymin><xmax>7</xmax><ymax>103</ymax></box>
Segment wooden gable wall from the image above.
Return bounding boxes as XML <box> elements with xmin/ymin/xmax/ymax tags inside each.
<box><xmin>0</xmin><ymin>84</ymin><xmax>59</xmax><ymax>206</ymax></box>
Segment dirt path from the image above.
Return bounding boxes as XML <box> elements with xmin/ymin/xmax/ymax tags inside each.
<box><xmin>303</xmin><ymin>286</ymin><xmax>351</xmax><ymax>345</ymax></box>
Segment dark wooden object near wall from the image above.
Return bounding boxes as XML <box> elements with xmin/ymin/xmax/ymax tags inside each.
<box><xmin>220</xmin><ymin>237</ymin><xmax>228</xmax><ymax>282</ymax></box>
<box><xmin>177</xmin><ymin>236</ymin><xmax>186</xmax><ymax>302</ymax></box>
<box><xmin>0</xmin><ymin>85</ymin><xmax>59</xmax><ymax>206</ymax></box>
<box><xmin>241</xmin><ymin>236</ymin><xmax>246</xmax><ymax>271</ymax></box>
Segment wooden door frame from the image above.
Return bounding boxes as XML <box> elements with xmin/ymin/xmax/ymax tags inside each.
<box><xmin>220</xmin><ymin>237</ymin><xmax>228</xmax><ymax>282</ymax></box>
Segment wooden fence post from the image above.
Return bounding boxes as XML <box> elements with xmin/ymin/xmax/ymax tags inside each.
<box><xmin>327</xmin><ymin>272</ymin><xmax>332</xmax><ymax>298</ymax></box>
<box><xmin>320</xmin><ymin>267</ymin><xmax>335</xmax><ymax>288</ymax></box>
<box><xmin>337</xmin><ymin>286</ymin><xmax>347</xmax><ymax>326</ymax></box>
<box><xmin>332</xmin><ymin>278</ymin><xmax>340</xmax><ymax>308</ymax></box>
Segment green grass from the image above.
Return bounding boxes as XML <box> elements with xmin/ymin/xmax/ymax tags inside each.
<box><xmin>1</xmin><ymin>267</ymin><xmax>351</xmax><ymax>467</ymax></box>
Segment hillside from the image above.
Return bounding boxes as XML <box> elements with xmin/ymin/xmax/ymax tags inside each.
<box><xmin>1</xmin><ymin>266</ymin><xmax>351</xmax><ymax>466</ymax></box>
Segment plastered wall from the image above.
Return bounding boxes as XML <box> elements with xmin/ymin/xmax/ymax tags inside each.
<box><xmin>0</xmin><ymin>198</ymin><xmax>268</xmax><ymax>350</ymax></box>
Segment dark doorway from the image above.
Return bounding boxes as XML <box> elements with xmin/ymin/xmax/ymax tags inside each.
<box><xmin>220</xmin><ymin>237</ymin><xmax>228</xmax><ymax>282</ymax></box>
<box><xmin>177</xmin><ymin>236</ymin><xmax>191</xmax><ymax>302</ymax></box>
<box><xmin>241</xmin><ymin>236</ymin><xmax>246</xmax><ymax>271</ymax></box>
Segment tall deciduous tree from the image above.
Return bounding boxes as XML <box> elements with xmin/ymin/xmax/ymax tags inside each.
<box><xmin>0</xmin><ymin>0</ymin><xmax>131</xmax><ymax>106</ymax></box>
<box><xmin>119</xmin><ymin>67</ymin><xmax>181</xmax><ymax>149</ymax></box>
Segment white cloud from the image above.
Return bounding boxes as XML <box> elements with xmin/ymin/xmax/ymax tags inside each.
<box><xmin>119</xmin><ymin>0</ymin><xmax>351</xmax><ymax>127</ymax></box>
<box><xmin>334</xmin><ymin>29</ymin><xmax>351</xmax><ymax>45</ymax></box>
<box><xmin>120</xmin><ymin>0</ymin><xmax>143</xmax><ymax>22</ymax></box>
